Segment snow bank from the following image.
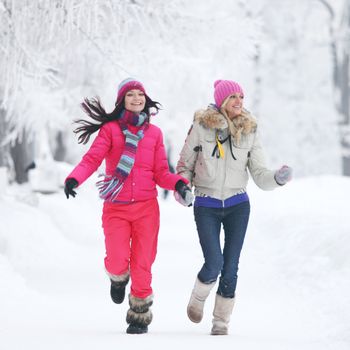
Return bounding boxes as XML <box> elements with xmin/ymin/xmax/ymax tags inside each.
<box><xmin>0</xmin><ymin>175</ymin><xmax>349</xmax><ymax>349</ymax></box>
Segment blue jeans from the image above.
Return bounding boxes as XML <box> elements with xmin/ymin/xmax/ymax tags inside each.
<box><xmin>194</xmin><ymin>201</ymin><xmax>250</xmax><ymax>298</ymax></box>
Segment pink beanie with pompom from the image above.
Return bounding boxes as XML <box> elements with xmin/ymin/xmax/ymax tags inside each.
<box><xmin>214</xmin><ymin>80</ymin><xmax>244</xmax><ymax>108</ymax></box>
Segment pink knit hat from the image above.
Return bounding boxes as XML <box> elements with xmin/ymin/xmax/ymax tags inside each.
<box><xmin>116</xmin><ymin>78</ymin><xmax>147</xmax><ymax>104</ymax></box>
<box><xmin>214</xmin><ymin>80</ymin><xmax>244</xmax><ymax>108</ymax></box>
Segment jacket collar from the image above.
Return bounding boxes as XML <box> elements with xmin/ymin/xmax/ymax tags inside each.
<box><xmin>194</xmin><ymin>105</ymin><xmax>257</xmax><ymax>135</ymax></box>
<box><xmin>194</xmin><ymin>105</ymin><xmax>228</xmax><ymax>130</ymax></box>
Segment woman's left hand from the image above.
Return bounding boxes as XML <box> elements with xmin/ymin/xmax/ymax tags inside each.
<box><xmin>274</xmin><ymin>165</ymin><xmax>293</xmax><ymax>185</ymax></box>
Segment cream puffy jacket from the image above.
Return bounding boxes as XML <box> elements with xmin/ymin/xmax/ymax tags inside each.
<box><xmin>176</xmin><ymin>107</ymin><xmax>279</xmax><ymax>200</ymax></box>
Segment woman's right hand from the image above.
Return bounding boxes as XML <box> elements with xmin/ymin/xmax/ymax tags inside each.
<box><xmin>64</xmin><ymin>178</ymin><xmax>79</xmax><ymax>199</ymax></box>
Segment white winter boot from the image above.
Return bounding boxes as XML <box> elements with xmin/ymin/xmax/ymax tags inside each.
<box><xmin>211</xmin><ymin>293</ymin><xmax>235</xmax><ymax>335</ymax></box>
<box><xmin>187</xmin><ymin>278</ymin><xmax>216</xmax><ymax>323</ymax></box>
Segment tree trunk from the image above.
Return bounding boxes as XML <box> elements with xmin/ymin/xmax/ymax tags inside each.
<box><xmin>0</xmin><ymin>105</ymin><xmax>12</xmax><ymax>181</ymax></box>
<box><xmin>319</xmin><ymin>0</ymin><xmax>350</xmax><ymax>175</ymax></box>
<box><xmin>10</xmin><ymin>133</ymin><xmax>35</xmax><ymax>184</ymax></box>
<box><xmin>53</xmin><ymin>131</ymin><xmax>67</xmax><ymax>162</ymax></box>
<box><xmin>0</xmin><ymin>107</ymin><xmax>9</xmax><ymax>168</ymax></box>
<box><xmin>340</xmin><ymin>53</ymin><xmax>350</xmax><ymax>175</ymax></box>
<box><xmin>339</xmin><ymin>0</ymin><xmax>350</xmax><ymax>175</ymax></box>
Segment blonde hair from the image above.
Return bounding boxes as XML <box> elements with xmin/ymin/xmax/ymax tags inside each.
<box><xmin>220</xmin><ymin>97</ymin><xmax>257</xmax><ymax>144</ymax></box>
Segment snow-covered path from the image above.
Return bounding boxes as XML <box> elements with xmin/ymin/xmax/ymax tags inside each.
<box><xmin>1</xmin><ymin>176</ymin><xmax>349</xmax><ymax>349</ymax></box>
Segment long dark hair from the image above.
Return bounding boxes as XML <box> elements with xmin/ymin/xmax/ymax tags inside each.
<box><xmin>74</xmin><ymin>96</ymin><xmax>161</xmax><ymax>144</ymax></box>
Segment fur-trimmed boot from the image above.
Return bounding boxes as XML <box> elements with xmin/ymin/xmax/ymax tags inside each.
<box><xmin>126</xmin><ymin>294</ymin><xmax>153</xmax><ymax>334</ymax></box>
<box><xmin>107</xmin><ymin>271</ymin><xmax>130</xmax><ymax>304</ymax></box>
<box><xmin>187</xmin><ymin>278</ymin><xmax>216</xmax><ymax>323</ymax></box>
<box><xmin>211</xmin><ymin>293</ymin><xmax>235</xmax><ymax>335</ymax></box>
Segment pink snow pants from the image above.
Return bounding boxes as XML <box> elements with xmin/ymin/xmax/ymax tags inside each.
<box><xmin>102</xmin><ymin>198</ymin><xmax>160</xmax><ymax>299</ymax></box>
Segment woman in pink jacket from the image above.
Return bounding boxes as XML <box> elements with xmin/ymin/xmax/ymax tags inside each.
<box><xmin>64</xmin><ymin>78</ymin><xmax>192</xmax><ymax>334</ymax></box>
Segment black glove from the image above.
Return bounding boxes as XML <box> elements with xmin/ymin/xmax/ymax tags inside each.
<box><xmin>64</xmin><ymin>178</ymin><xmax>78</xmax><ymax>199</ymax></box>
<box><xmin>174</xmin><ymin>180</ymin><xmax>194</xmax><ymax>207</ymax></box>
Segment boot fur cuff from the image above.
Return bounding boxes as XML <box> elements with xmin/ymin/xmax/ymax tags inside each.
<box><xmin>126</xmin><ymin>308</ymin><xmax>153</xmax><ymax>326</ymax></box>
<box><xmin>129</xmin><ymin>294</ymin><xmax>153</xmax><ymax>313</ymax></box>
<box><xmin>106</xmin><ymin>270</ymin><xmax>130</xmax><ymax>283</ymax></box>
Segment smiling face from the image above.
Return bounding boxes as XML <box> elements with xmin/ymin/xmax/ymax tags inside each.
<box><xmin>124</xmin><ymin>89</ymin><xmax>146</xmax><ymax>113</ymax></box>
<box><xmin>223</xmin><ymin>93</ymin><xmax>244</xmax><ymax>119</ymax></box>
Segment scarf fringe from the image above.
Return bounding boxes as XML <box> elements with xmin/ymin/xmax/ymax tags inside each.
<box><xmin>96</xmin><ymin>174</ymin><xmax>124</xmax><ymax>202</ymax></box>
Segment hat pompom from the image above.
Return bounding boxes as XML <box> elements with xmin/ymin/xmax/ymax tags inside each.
<box><xmin>214</xmin><ymin>80</ymin><xmax>222</xmax><ymax>88</ymax></box>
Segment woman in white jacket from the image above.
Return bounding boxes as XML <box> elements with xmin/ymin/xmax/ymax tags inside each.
<box><xmin>176</xmin><ymin>79</ymin><xmax>292</xmax><ymax>335</ymax></box>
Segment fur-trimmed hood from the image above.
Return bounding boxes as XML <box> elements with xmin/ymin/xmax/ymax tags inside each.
<box><xmin>194</xmin><ymin>106</ymin><xmax>228</xmax><ymax>130</ymax></box>
<box><xmin>193</xmin><ymin>105</ymin><xmax>257</xmax><ymax>139</ymax></box>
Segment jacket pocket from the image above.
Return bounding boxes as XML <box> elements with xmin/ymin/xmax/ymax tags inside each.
<box><xmin>193</xmin><ymin>138</ymin><xmax>217</xmax><ymax>186</ymax></box>
<box><xmin>229</xmin><ymin>134</ymin><xmax>253</xmax><ymax>168</ymax></box>
<box><xmin>229</xmin><ymin>146</ymin><xmax>250</xmax><ymax>168</ymax></box>
<box><xmin>202</xmin><ymin>135</ymin><xmax>217</xmax><ymax>159</ymax></box>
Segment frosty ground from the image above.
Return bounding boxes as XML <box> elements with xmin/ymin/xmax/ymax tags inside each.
<box><xmin>0</xmin><ymin>174</ymin><xmax>349</xmax><ymax>350</ymax></box>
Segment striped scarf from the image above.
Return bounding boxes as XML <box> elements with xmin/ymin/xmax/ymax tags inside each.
<box><xmin>96</xmin><ymin>110</ymin><xmax>148</xmax><ymax>202</ymax></box>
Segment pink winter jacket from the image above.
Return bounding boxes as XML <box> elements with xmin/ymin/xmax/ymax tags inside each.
<box><xmin>66</xmin><ymin>120</ymin><xmax>186</xmax><ymax>202</ymax></box>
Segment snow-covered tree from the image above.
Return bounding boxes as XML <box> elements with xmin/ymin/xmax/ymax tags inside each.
<box><xmin>252</xmin><ymin>0</ymin><xmax>342</xmax><ymax>177</ymax></box>
<box><xmin>316</xmin><ymin>0</ymin><xmax>350</xmax><ymax>175</ymax></box>
<box><xmin>0</xmin><ymin>0</ymin><xmax>260</xmax><ymax>184</ymax></box>
<box><xmin>335</xmin><ymin>0</ymin><xmax>350</xmax><ymax>175</ymax></box>
<box><xmin>0</xmin><ymin>0</ymin><xmax>344</xmax><ymax>184</ymax></box>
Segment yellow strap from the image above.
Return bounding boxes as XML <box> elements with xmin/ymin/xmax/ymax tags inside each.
<box><xmin>216</xmin><ymin>135</ymin><xmax>225</xmax><ymax>158</ymax></box>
